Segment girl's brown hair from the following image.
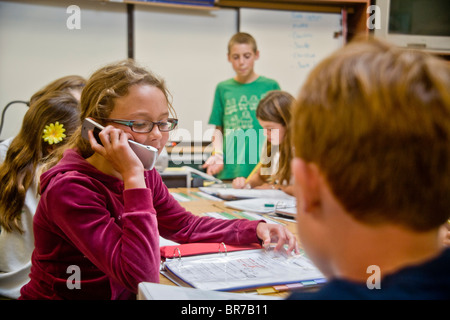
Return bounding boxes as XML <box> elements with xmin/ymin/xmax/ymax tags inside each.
<box><xmin>256</xmin><ymin>90</ymin><xmax>295</xmax><ymax>185</ymax></box>
<box><xmin>42</xmin><ymin>59</ymin><xmax>175</xmax><ymax>170</ymax></box>
<box><xmin>30</xmin><ymin>75</ymin><xmax>85</xmax><ymax>105</ymax></box>
<box><xmin>0</xmin><ymin>91</ymin><xmax>80</xmax><ymax>233</ymax></box>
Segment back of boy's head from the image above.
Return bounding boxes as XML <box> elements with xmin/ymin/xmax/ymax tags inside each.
<box><xmin>228</xmin><ymin>32</ymin><xmax>257</xmax><ymax>54</ymax></box>
<box><xmin>292</xmin><ymin>37</ymin><xmax>450</xmax><ymax>231</ymax></box>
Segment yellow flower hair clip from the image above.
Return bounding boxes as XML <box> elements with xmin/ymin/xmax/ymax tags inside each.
<box><xmin>42</xmin><ymin>121</ymin><xmax>66</xmax><ymax>145</ymax></box>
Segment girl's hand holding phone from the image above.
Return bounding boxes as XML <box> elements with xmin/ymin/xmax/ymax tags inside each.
<box><xmin>88</xmin><ymin>126</ymin><xmax>146</xmax><ymax>189</ymax></box>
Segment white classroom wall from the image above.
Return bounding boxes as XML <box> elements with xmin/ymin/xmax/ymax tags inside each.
<box><xmin>0</xmin><ymin>0</ymin><xmax>127</xmax><ymax>140</ymax></box>
<box><xmin>0</xmin><ymin>0</ymin><xmax>237</xmax><ymax>142</ymax></box>
<box><xmin>134</xmin><ymin>6</ymin><xmax>237</xmax><ymax>143</ymax></box>
<box><xmin>0</xmin><ymin>0</ymin><xmax>344</xmax><ymax>142</ymax></box>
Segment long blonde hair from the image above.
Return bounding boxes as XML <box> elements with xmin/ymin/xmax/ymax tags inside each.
<box><xmin>256</xmin><ymin>90</ymin><xmax>295</xmax><ymax>185</ymax></box>
<box><xmin>0</xmin><ymin>91</ymin><xmax>80</xmax><ymax>233</ymax></box>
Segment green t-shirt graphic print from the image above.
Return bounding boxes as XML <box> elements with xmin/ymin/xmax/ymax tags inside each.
<box><xmin>208</xmin><ymin>76</ymin><xmax>280</xmax><ymax>180</ymax></box>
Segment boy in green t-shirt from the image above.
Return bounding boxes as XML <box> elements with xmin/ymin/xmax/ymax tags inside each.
<box><xmin>203</xmin><ymin>32</ymin><xmax>280</xmax><ymax>180</ymax></box>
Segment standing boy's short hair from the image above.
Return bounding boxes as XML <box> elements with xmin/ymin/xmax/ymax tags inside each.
<box><xmin>291</xmin><ymin>37</ymin><xmax>450</xmax><ymax>231</ymax></box>
<box><xmin>227</xmin><ymin>32</ymin><xmax>258</xmax><ymax>54</ymax></box>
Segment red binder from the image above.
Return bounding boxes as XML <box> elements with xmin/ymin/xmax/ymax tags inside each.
<box><xmin>160</xmin><ymin>242</ymin><xmax>262</xmax><ymax>259</ymax></box>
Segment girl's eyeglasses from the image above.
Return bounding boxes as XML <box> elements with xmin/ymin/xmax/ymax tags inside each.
<box><xmin>97</xmin><ymin>118</ymin><xmax>178</xmax><ymax>133</ymax></box>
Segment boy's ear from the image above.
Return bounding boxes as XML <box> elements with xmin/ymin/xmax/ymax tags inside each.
<box><xmin>254</xmin><ymin>50</ymin><xmax>260</xmax><ymax>60</ymax></box>
<box><xmin>292</xmin><ymin>158</ymin><xmax>321</xmax><ymax>213</ymax></box>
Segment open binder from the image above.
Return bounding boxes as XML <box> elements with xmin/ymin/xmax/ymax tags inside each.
<box><xmin>160</xmin><ymin>243</ymin><xmax>325</xmax><ymax>292</ymax></box>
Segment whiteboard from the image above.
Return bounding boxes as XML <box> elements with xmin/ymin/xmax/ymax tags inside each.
<box><xmin>240</xmin><ymin>8</ymin><xmax>344</xmax><ymax>98</ymax></box>
<box><xmin>134</xmin><ymin>6</ymin><xmax>237</xmax><ymax>143</ymax></box>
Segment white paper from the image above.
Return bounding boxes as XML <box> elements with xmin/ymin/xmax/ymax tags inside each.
<box><xmin>224</xmin><ymin>198</ymin><xmax>296</xmax><ymax>214</ymax></box>
<box><xmin>199</xmin><ymin>187</ymin><xmax>295</xmax><ymax>201</ymax></box>
<box><xmin>138</xmin><ymin>282</ymin><xmax>281</xmax><ymax>300</ymax></box>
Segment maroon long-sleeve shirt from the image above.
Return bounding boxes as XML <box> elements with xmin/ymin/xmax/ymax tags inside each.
<box><xmin>20</xmin><ymin>149</ymin><xmax>261</xmax><ymax>299</ymax></box>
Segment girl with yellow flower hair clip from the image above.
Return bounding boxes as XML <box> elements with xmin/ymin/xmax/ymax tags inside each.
<box><xmin>0</xmin><ymin>85</ymin><xmax>82</xmax><ymax>299</ymax></box>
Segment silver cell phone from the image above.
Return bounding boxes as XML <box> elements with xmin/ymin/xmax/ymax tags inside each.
<box><xmin>81</xmin><ymin>118</ymin><xmax>158</xmax><ymax>170</ymax></box>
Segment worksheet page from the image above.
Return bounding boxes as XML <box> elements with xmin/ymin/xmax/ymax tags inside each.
<box><xmin>164</xmin><ymin>249</ymin><xmax>324</xmax><ymax>291</ymax></box>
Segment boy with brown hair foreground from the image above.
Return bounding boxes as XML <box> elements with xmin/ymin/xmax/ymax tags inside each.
<box><xmin>289</xmin><ymin>37</ymin><xmax>450</xmax><ymax>299</ymax></box>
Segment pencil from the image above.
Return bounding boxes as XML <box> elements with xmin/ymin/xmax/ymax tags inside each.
<box><xmin>245</xmin><ymin>162</ymin><xmax>262</xmax><ymax>184</ymax></box>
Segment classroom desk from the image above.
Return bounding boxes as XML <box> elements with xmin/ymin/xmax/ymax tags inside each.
<box><xmin>157</xmin><ymin>188</ymin><xmax>299</xmax><ymax>298</ymax></box>
<box><xmin>167</xmin><ymin>188</ymin><xmax>298</xmax><ymax>235</ymax></box>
